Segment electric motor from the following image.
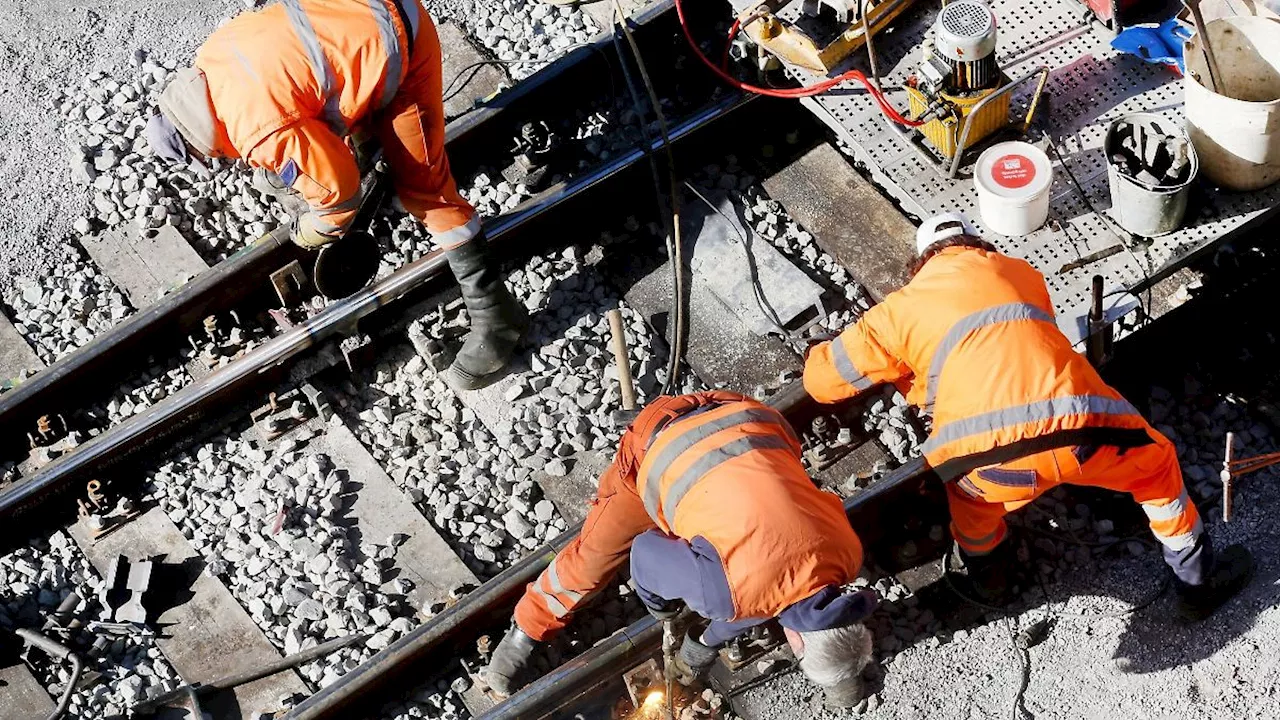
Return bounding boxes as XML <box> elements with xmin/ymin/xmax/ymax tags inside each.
<box><xmin>934</xmin><ymin>0</ymin><xmax>999</xmax><ymax>92</ymax></box>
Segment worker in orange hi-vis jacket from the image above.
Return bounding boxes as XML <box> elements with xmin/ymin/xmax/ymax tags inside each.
<box><xmin>803</xmin><ymin>211</ymin><xmax>1252</xmax><ymax>621</ymax></box>
<box><xmin>484</xmin><ymin>391</ymin><xmax>878</xmax><ymax>708</ymax></box>
<box><xmin>143</xmin><ymin>0</ymin><xmax>525</xmax><ymax>391</ymax></box>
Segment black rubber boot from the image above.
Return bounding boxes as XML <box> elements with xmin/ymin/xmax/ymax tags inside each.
<box><xmin>443</xmin><ymin>232</ymin><xmax>528</xmax><ymax>391</ymax></box>
<box><xmin>948</xmin><ymin>540</ymin><xmax>1017</xmax><ymax>608</ymax></box>
<box><xmin>485</xmin><ymin>625</ymin><xmax>541</xmax><ymax>697</ymax></box>
<box><xmin>1176</xmin><ymin>544</ymin><xmax>1254</xmax><ymax>623</ymax></box>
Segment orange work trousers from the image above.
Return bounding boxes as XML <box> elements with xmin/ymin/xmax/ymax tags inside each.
<box><xmin>376</xmin><ymin>14</ymin><xmax>477</xmax><ymax>244</ymax></box>
<box><xmin>513</xmin><ymin>443</ymin><xmax>656</xmax><ymax>641</ymax></box>
<box><xmin>948</xmin><ymin>429</ymin><xmax>1202</xmax><ymax>559</ymax></box>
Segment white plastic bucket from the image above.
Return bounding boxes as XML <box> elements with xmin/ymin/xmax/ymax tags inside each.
<box><xmin>973</xmin><ymin>141</ymin><xmax>1053</xmax><ymax>236</ymax></box>
<box><xmin>1184</xmin><ymin>16</ymin><xmax>1280</xmax><ymax>191</ymax></box>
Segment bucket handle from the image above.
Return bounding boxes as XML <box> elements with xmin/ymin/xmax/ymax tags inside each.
<box><xmin>947</xmin><ymin>66</ymin><xmax>1053</xmax><ymax>178</ymax></box>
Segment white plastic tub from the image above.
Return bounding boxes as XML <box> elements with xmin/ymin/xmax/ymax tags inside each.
<box><xmin>973</xmin><ymin>141</ymin><xmax>1053</xmax><ymax>236</ymax></box>
<box><xmin>1184</xmin><ymin>15</ymin><xmax>1280</xmax><ymax>191</ymax></box>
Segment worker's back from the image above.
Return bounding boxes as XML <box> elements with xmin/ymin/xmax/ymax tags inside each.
<box><xmin>197</xmin><ymin>0</ymin><xmax>419</xmax><ymax>154</ymax></box>
<box><xmin>841</xmin><ymin>246</ymin><xmax>1147</xmax><ymax>471</ymax></box>
<box><xmin>635</xmin><ymin>398</ymin><xmax>862</xmax><ymax>620</ymax></box>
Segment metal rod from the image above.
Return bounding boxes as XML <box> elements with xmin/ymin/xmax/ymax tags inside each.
<box><xmin>1184</xmin><ymin>0</ymin><xmax>1224</xmax><ymax>94</ymax></box>
<box><xmin>1088</xmin><ymin>274</ymin><xmax>1106</xmax><ymax>366</ymax></box>
<box><xmin>606</xmin><ymin>309</ymin><xmax>638</xmax><ymax>411</ymax></box>
<box><xmin>0</xmin><ymin>93</ymin><xmax>748</xmax><ymax>526</ymax></box>
<box><xmin>1223</xmin><ymin>431</ymin><xmax>1234</xmax><ymax>523</ymax></box>
<box><xmin>15</xmin><ymin>628</ymin><xmax>81</xmax><ymax>720</ymax></box>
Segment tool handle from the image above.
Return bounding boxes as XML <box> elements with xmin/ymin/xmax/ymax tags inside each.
<box><xmin>607</xmin><ymin>309</ymin><xmax>638</xmax><ymax>411</ymax></box>
<box><xmin>15</xmin><ymin>628</ymin><xmax>75</xmax><ymax>660</ymax></box>
<box><xmin>1222</xmin><ymin>431</ymin><xmax>1234</xmax><ymax>523</ymax></box>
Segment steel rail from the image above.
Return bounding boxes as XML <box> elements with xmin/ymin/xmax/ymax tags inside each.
<box><xmin>0</xmin><ymin>91</ymin><xmax>749</xmax><ymax>524</ymax></box>
<box><xmin>281</xmin><ymin>383</ymin><xmax>927</xmax><ymax>720</ymax></box>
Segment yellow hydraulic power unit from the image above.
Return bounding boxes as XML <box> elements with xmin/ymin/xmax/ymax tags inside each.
<box><xmin>905</xmin><ymin>0</ymin><xmax>1010</xmax><ymax>158</ymax></box>
<box><xmin>739</xmin><ymin>0</ymin><xmax>919</xmax><ymax>73</ymax></box>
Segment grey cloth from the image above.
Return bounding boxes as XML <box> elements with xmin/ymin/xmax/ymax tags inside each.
<box><xmin>145</xmin><ymin>113</ymin><xmax>208</xmax><ymax>174</ymax></box>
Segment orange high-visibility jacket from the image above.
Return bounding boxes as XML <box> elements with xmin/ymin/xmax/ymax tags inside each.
<box><xmin>634</xmin><ymin>396</ymin><xmax>864</xmax><ymax>619</ymax></box>
<box><xmin>195</xmin><ymin>0</ymin><xmax>476</xmax><ymax>243</ymax></box>
<box><xmin>804</xmin><ymin>246</ymin><xmax>1153</xmax><ymax>480</ymax></box>
<box><xmin>514</xmin><ymin>392</ymin><xmax>863</xmax><ymax>638</ymax></box>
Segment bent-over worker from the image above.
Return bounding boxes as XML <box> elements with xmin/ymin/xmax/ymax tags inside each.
<box><xmin>803</xmin><ymin>212</ymin><xmax>1252</xmax><ymax>621</ymax></box>
<box><xmin>144</xmin><ymin>0</ymin><xmax>525</xmax><ymax>390</ymax></box>
<box><xmin>485</xmin><ymin>391</ymin><xmax>878</xmax><ymax>707</ymax></box>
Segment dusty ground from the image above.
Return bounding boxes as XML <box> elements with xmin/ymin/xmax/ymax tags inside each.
<box><xmin>0</xmin><ymin>0</ymin><xmax>243</xmax><ymax>286</ymax></box>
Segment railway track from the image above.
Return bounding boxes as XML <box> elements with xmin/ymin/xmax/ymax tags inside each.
<box><xmin>5</xmin><ymin>2</ymin><xmax>1276</xmax><ymax>719</ymax></box>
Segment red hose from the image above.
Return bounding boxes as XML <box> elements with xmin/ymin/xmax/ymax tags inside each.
<box><xmin>674</xmin><ymin>0</ymin><xmax>925</xmax><ymax>127</ymax></box>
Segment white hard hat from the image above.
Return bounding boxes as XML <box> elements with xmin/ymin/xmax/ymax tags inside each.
<box><xmin>915</xmin><ymin>212</ymin><xmax>979</xmax><ymax>255</ymax></box>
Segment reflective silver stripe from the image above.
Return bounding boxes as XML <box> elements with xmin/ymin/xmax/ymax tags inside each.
<box><xmin>531</xmin><ymin>584</ymin><xmax>570</xmax><ymax>618</ymax></box>
<box><xmin>660</xmin><ymin>434</ymin><xmax>791</xmax><ymax>521</ymax></box>
<box><xmin>544</xmin><ymin>557</ymin><xmax>584</xmax><ymax>604</ymax></box>
<box><xmin>1142</xmin><ymin>489</ymin><xmax>1191</xmax><ymax>523</ymax></box>
<box><xmin>326</xmin><ymin>190</ymin><xmax>366</xmax><ymax>214</ymax></box>
<box><xmin>640</xmin><ymin>407</ymin><xmax>787</xmax><ymax>523</ymax></box>
<box><xmin>281</xmin><ymin>0</ymin><xmax>346</xmax><ymax>134</ymax></box>
<box><xmin>368</xmin><ymin>0</ymin><xmax>404</xmax><ymax>109</ymax></box>
<box><xmin>924</xmin><ymin>303</ymin><xmax>1054</xmax><ymax>412</ymax></box>
<box><xmin>1154</xmin><ymin>517</ymin><xmax>1203</xmax><ymax>552</ymax></box>
<box><xmin>831</xmin><ymin>338</ymin><xmax>873</xmax><ymax>391</ymax></box>
<box><xmin>305</xmin><ymin>212</ymin><xmax>347</xmax><ymax>235</ymax></box>
<box><xmin>434</xmin><ymin>215</ymin><xmax>483</xmax><ymax>248</ymax></box>
<box><xmin>922</xmin><ymin>395</ymin><xmax>1138</xmax><ymax>455</ymax></box>
<box><xmin>954</xmin><ymin>525</ymin><xmax>1004</xmax><ymax>550</ymax></box>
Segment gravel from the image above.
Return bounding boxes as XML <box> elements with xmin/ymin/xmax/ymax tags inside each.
<box><xmin>146</xmin><ymin>423</ymin><xmax>429</xmax><ymax>690</ymax></box>
<box><xmin>0</xmin><ymin>529</ymin><xmax>181</xmax><ymax>717</ymax></box>
<box><xmin>2</xmin><ymin>246</ymin><xmax>132</xmax><ymax>363</ymax></box>
<box><xmin>426</xmin><ymin>0</ymin><xmax>598</xmax><ymax>81</ymax></box>
<box><xmin>0</xmin><ymin>0</ymin><xmax>246</xmax><ymax>289</ymax></box>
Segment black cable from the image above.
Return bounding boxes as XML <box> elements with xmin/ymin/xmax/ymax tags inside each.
<box><xmin>609</xmin><ymin>0</ymin><xmax>688</xmax><ymax>395</ymax></box>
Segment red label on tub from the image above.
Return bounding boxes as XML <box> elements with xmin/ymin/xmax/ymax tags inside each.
<box><xmin>991</xmin><ymin>154</ymin><xmax>1036</xmax><ymax>189</ymax></box>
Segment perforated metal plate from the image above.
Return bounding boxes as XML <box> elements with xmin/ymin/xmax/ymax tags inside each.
<box><xmin>732</xmin><ymin>0</ymin><xmax>1280</xmax><ymax>315</ymax></box>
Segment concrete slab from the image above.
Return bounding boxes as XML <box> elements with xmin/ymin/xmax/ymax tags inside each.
<box><xmin>0</xmin><ymin>662</ymin><xmax>55</xmax><ymax>719</ymax></box>
<box><xmin>80</xmin><ymin>225</ymin><xmax>208</xmax><ymax>308</ymax></box>
<box><xmin>0</xmin><ymin>312</ymin><xmax>43</xmax><ymax>391</ymax></box>
<box><xmin>305</xmin><ymin>416</ymin><xmax>479</xmax><ymax>610</ymax></box>
<box><xmin>438</xmin><ymin>21</ymin><xmax>508</xmax><ymax>120</ymax></box>
<box><xmin>68</xmin><ymin>508</ymin><xmax>307</xmax><ymax>719</ymax></box>
<box><xmin>763</xmin><ymin>143</ymin><xmax>916</xmax><ymax>302</ymax></box>
<box><xmin>533</xmin><ymin>449</ymin><xmax>612</xmax><ymax>526</ymax></box>
<box><xmin>623</xmin><ymin>261</ymin><xmax>801</xmax><ymax>392</ymax></box>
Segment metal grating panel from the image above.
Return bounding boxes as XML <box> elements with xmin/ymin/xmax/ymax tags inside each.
<box><xmin>733</xmin><ymin>0</ymin><xmax>1280</xmax><ymax>315</ymax></box>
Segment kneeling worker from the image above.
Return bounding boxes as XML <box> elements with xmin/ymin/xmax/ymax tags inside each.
<box><xmin>803</xmin><ymin>212</ymin><xmax>1252</xmax><ymax>621</ymax></box>
<box><xmin>145</xmin><ymin>0</ymin><xmax>525</xmax><ymax>390</ymax></box>
<box><xmin>486</xmin><ymin>391</ymin><xmax>878</xmax><ymax>707</ymax></box>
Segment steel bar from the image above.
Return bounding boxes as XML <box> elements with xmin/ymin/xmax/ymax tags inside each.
<box><xmin>283</xmin><ymin>383</ymin><xmax>910</xmax><ymax>720</ymax></box>
<box><xmin>0</xmin><ymin>92</ymin><xmax>747</xmax><ymax>525</ymax></box>
<box><xmin>477</xmin><ymin>456</ymin><xmax>929</xmax><ymax>720</ymax></box>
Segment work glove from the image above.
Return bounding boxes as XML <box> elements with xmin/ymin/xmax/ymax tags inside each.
<box><xmin>667</xmin><ymin>626</ymin><xmax>718</xmax><ymax>686</ymax></box>
<box><xmin>292</xmin><ymin>213</ymin><xmax>341</xmax><ymax>250</ymax></box>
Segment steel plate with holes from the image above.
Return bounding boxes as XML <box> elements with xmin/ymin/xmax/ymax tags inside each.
<box><xmin>726</xmin><ymin>0</ymin><xmax>1280</xmax><ymax>315</ymax></box>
